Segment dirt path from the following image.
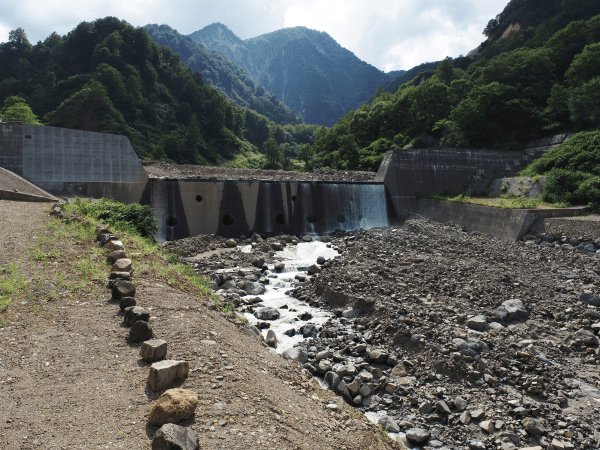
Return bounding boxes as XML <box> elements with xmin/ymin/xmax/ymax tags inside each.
<box><xmin>0</xmin><ymin>200</ymin><xmax>401</xmax><ymax>449</ymax></box>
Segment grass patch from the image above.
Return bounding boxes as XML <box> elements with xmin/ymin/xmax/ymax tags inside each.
<box><xmin>0</xmin><ymin>263</ymin><xmax>27</xmax><ymax>310</ymax></box>
<box><xmin>419</xmin><ymin>191</ymin><xmax>569</xmax><ymax>209</ymax></box>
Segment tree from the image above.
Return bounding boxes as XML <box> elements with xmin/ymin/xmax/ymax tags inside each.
<box><xmin>263</xmin><ymin>137</ymin><xmax>283</xmax><ymax>169</ymax></box>
<box><xmin>1</xmin><ymin>96</ymin><xmax>40</xmax><ymax>123</ymax></box>
<box><xmin>297</xmin><ymin>144</ymin><xmax>315</xmax><ymax>170</ymax></box>
<box><xmin>8</xmin><ymin>28</ymin><xmax>32</xmax><ymax>53</ymax></box>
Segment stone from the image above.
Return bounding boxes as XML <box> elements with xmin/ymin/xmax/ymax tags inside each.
<box><xmin>119</xmin><ymin>296</ymin><xmax>136</xmax><ymax>311</ymax></box>
<box><xmin>459</xmin><ymin>411</ymin><xmax>471</xmax><ymax>424</ymax></box>
<box><xmin>301</xmin><ymin>323</ymin><xmax>319</xmax><ymax>338</ymax></box>
<box><xmin>406</xmin><ymin>428</ymin><xmax>430</xmax><ymax>444</ymax></box>
<box><xmin>124</xmin><ymin>306</ymin><xmax>151</xmax><ymax>326</ymax></box>
<box><xmin>522</xmin><ymin>417</ymin><xmax>546</xmax><ymax>435</ymax></box>
<box><xmin>578</xmin><ymin>242</ymin><xmax>597</xmax><ymax>253</ymax></box>
<box><xmin>468</xmin><ymin>440</ymin><xmax>487</xmax><ymax>450</ymax></box>
<box><xmin>284</xmin><ymin>329</ymin><xmax>296</xmax><ymax>337</ymax></box>
<box><xmin>550</xmin><ymin>438</ymin><xmax>566</xmax><ymax>449</ymax></box>
<box><xmin>333</xmin><ymin>380</ymin><xmax>352</xmax><ymax>402</ymax></box>
<box><xmin>390</xmin><ymin>363</ymin><xmax>408</xmax><ymax>378</ymax></box>
<box><xmin>271</xmin><ymin>242</ymin><xmax>282</xmax><ymax>251</ymax></box>
<box><xmin>254</xmin><ymin>307</ymin><xmax>280</xmax><ymax>321</ymax></box>
<box><xmin>419</xmin><ymin>401</ymin><xmax>433</xmax><ymax>414</ymax></box>
<box><xmin>266</xmin><ymin>329</ymin><xmax>277</xmax><ymax>349</ymax></box>
<box><xmin>435</xmin><ymin>400</ymin><xmax>451</xmax><ymax>414</ymax></box>
<box><xmin>378</xmin><ymin>414</ymin><xmax>400</xmax><ymax>433</ymax></box>
<box><xmin>341</xmin><ymin>308</ymin><xmax>362</xmax><ymax>318</ymax></box>
<box><xmin>317</xmin><ymin>359</ymin><xmax>332</xmax><ymax>374</ymax></box>
<box><xmin>453</xmin><ymin>337</ymin><xmax>489</xmax><ymax>357</ymax></box>
<box><xmin>575</xmin><ymin>328</ymin><xmax>598</xmax><ymax>346</ymax></box>
<box><xmin>299</xmin><ymin>311</ymin><xmax>313</xmax><ymax>321</ymax></box>
<box><xmin>580</xmin><ymin>292</ymin><xmax>600</xmax><ymax>307</ymax></box>
<box><xmin>367</xmin><ymin>348</ymin><xmax>388</xmax><ymax>363</ymax></box>
<box><xmin>104</xmin><ymin>240</ymin><xmax>125</xmax><ymax>251</ymax></box>
<box><xmin>315</xmin><ymin>349</ymin><xmax>332</xmax><ymax>361</ymax></box>
<box><xmin>496</xmin><ymin>299</ymin><xmax>529</xmax><ymax>322</ymax></box>
<box><xmin>141</xmin><ymin>339</ymin><xmax>168</xmax><ymax>362</ymax></box>
<box><xmin>282</xmin><ymin>347</ymin><xmax>308</xmax><ymax>364</ymax></box>
<box><xmin>243</xmin><ymin>281</ymin><xmax>266</xmax><ymax>296</ymax></box>
<box><xmin>107</xmin><ymin>250</ymin><xmax>127</xmax><ymax>264</ymax></box>
<box><xmin>347</xmin><ymin>380</ymin><xmax>360</xmax><ymax>397</ymax></box>
<box><xmin>109</xmin><ymin>271</ymin><xmax>132</xmax><ymax>281</ymax></box>
<box><xmin>479</xmin><ymin>420</ymin><xmax>494</xmax><ymax>434</ymax></box>
<box><xmin>111</xmin><ymin>258</ymin><xmax>133</xmax><ymax>273</ymax></box>
<box><xmin>112</xmin><ymin>280</ymin><xmax>136</xmax><ymax>299</ymax></box>
<box><xmin>100</xmin><ymin>233</ymin><xmax>119</xmax><ymax>247</ymax></box>
<box><xmin>225</xmin><ymin>239</ymin><xmax>236</xmax><ymax>248</ymax></box>
<box><xmin>454</xmin><ymin>396</ymin><xmax>467</xmax><ymax>411</ymax></box>
<box><xmin>307</xmin><ymin>264</ymin><xmax>321</xmax><ymax>275</ymax></box>
<box><xmin>302</xmin><ymin>235</ymin><xmax>313</xmax><ymax>242</ymax></box>
<box><xmin>471</xmin><ymin>409</ymin><xmax>485</xmax><ymax>420</ymax></box>
<box><xmin>274</xmin><ymin>262</ymin><xmax>285</xmax><ymax>272</ymax></box>
<box><xmin>129</xmin><ymin>321</ymin><xmax>153</xmax><ymax>343</ymax></box>
<box><xmin>317</xmin><ymin>256</ymin><xmax>326</xmax><ymax>264</ymax></box>
<box><xmin>148</xmin><ymin>360</ymin><xmax>190</xmax><ymax>391</ymax></box>
<box><xmin>152</xmin><ymin>423</ymin><xmax>199</xmax><ymax>450</ymax></box>
<box><xmin>467</xmin><ymin>315</ymin><xmax>489</xmax><ymax>331</ymax></box>
<box><xmin>359</xmin><ymin>384</ymin><xmax>372</xmax><ymax>397</ymax></box>
<box><xmin>148</xmin><ymin>389</ymin><xmax>199</xmax><ymax>426</ymax></box>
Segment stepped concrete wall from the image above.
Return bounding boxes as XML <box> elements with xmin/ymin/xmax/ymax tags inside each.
<box><xmin>0</xmin><ymin>123</ymin><xmax>148</xmax><ymax>203</ymax></box>
<box><xmin>376</xmin><ymin>147</ymin><xmax>545</xmax><ymax>218</ymax></box>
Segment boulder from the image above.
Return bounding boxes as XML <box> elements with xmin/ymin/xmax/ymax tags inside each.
<box><xmin>148</xmin><ymin>389</ymin><xmax>199</xmax><ymax>426</ymax></box>
<box><xmin>367</xmin><ymin>348</ymin><xmax>388</xmax><ymax>364</ymax></box>
<box><xmin>495</xmin><ymin>299</ymin><xmax>529</xmax><ymax>322</ymax></box>
<box><xmin>112</xmin><ymin>280</ymin><xmax>136</xmax><ymax>299</ymax></box>
<box><xmin>129</xmin><ymin>321</ymin><xmax>153</xmax><ymax>343</ymax></box>
<box><xmin>107</xmin><ymin>250</ymin><xmax>127</xmax><ymax>264</ymax></box>
<box><xmin>225</xmin><ymin>239</ymin><xmax>236</xmax><ymax>248</ymax></box>
<box><xmin>522</xmin><ymin>417</ymin><xmax>546</xmax><ymax>435</ymax></box>
<box><xmin>301</xmin><ymin>323</ymin><xmax>319</xmax><ymax>338</ymax></box>
<box><xmin>254</xmin><ymin>307</ymin><xmax>280</xmax><ymax>321</ymax></box>
<box><xmin>575</xmin><ymin>329</ymin><xmax>598</xmax><ymax>346</ymax></box>
<box><xmin>452</xmin><ymin>337</ymin><xmax>489</xmax><ymax>357</ymax></box>
<box><xmin>307</xmin><ymin>264</ymin><xmax>321</xmax><ymax>275</ymax></box>
<box><xmin>282</xmin><ymin>347</ymin><xmax>308</xmax><ymax>364</ymax></box>
<box><xmin>243</xmin><ymin>281</ymin><xmax>266</xmax><ymax>296</ymax></box>
<box><xmin>266</xmin><ymin>329</ymin><xmax>277</xmax><ymax>349</ymax></box>
<box><xmin>274</xmin><ymin>262</ymin><xmax>285</xmax><ymax>272</ymax></box>
<box><xmin>302</xmin><ymin>235</ymin><xmax>313</xmax><ymax>242</ymax></box>
<box><xmin>406</xmin><ymin>428</ymin><xmax>430</xmax><ymax>444</ymax></box>
<box><xmin>124</xmin><ymin>306</ymin><xmax>151</xmax><ymax>326</ymax></box>
<box><xmin>111</xmin><ymin>258</ymin><xmax>133</xmax><ymax>273</ymax></box>
<box><xmin>152</xmin><ymin>423</ymin><xmax>199</xmax><ymax>450</ymax></box>
<box><xmin>148</xmin><ymin>360</ymin><xmax>190</xmax><ymax>391</ymax></box>
<box><xmin>377</xmin><ymin>415</ymin><xmax>400</xmax><ymax>433</ymax></box>
<box><xmin>580</xmin><ymin>292</ymin><xmax>600</xmax><ymax>307</ymax></box>
<box><xmin>119</xmin><ymin>297</ymin><xmax>136</xmax><ymax>311</ymax></box>
<box><xmin>99</xmin><ymin>233</ymin><xmax>119</xmax><ymax>247</ymax></box>
<box><xmin>466</xmin><ymin>315</ymin><xmax>488</xmax><ymax>332</ymax></box>
<box><xmin>104</xmin><ymin>240</ymin><xmax>125</xmax><ymax>251</ymax></box>
<box><xmin>141</xmin><ymin>339</ymin><xmax>168</xmax><ymax>363</ymax></box>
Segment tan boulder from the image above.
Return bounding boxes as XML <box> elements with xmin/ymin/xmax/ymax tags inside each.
<box><xmin>112</xmin><ymin>258</ymin><xmax>133</xmax><ymax>273</ymax></box>
<box><xmin>148</xmin><ymin>389</ymin><xmax>198</xmax><ymax>426</ymax></box>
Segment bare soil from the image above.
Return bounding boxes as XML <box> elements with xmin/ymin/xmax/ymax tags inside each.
<box><xmin>0</xmin><ymin>200</ymin><xmax>401</xmax><ymax>450</ymax></box>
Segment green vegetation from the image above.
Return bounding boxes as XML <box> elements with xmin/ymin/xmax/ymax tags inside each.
<box><xmin>144</xmin><ymin>24</ymin><xmax>302</xmax><ymax>125</ymax></box>
<box><xmin>68</xmin><ymin>198</ymin><xmax>158</xmax><ymax>237</ymax></box>
<box><xmin>419</xmin><ymin>191</ymin><xmax>569</xmax><ymax>209</ymax></box>
<box><xmin>307</xmin><ymin>3</ymin><xmax>600</xmax><ymax>172</ymax></box>
<box><xmin>520</xmin><ymin>130</ymin><xmax>600</xmax><ymax>210</ymax></box>
<box><xmin>189</xmin><ymin>23</ymin><xmax>392</xmax><ymax>126</ymax></box>
<box><xmin>0</xmin><ymin>95</ymin><xmax>40</xmax><ymax>123</ymax></box>
<box><xmin>0</xmin><ymin>263</ymin><xmax>27</xmax><ymax>310</ymax></box>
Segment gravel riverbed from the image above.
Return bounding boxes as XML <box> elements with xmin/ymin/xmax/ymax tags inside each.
<box><xmin>168</xmin><ymin>218</ymin><xmax>600</xmax><ymax>450</ymax></box>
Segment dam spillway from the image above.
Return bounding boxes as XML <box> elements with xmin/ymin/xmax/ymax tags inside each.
<box><xmin>148</xmin><ymin>178</ymin><xmax>390</xmax><ymax>242</ymax></box>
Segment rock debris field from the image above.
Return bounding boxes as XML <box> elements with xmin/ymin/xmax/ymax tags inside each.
<box><xmin>180</xmin><ymin>218</ymin><xmax>600</xmax><ymax>450</ymax></box>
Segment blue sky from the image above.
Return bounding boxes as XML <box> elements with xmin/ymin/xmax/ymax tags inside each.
<box><xmin>0</xmin><ymin>0</ymin><xmax>510</xmax><ymax>71</ymax></box>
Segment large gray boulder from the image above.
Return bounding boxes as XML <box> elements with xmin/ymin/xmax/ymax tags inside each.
<box><xmin>282</xmin><ymin>347</ymin><xmax>308</xmax><ymax>364</ymax></box>
<box><xmin>580</xmin><ymin>292</ymin><xmax>600</xmax><ymax>307</ymax></box>
<box><xmin>466</xmin><ymin>315</ymin><xmax>488</xmax><ymax>332</ymax></box>
<box><xmin>254</xmin><ymin>307</ymin><xmax>280</xmax><ymax>321</ymax></box>
<box><xmin>148</xmin><ymin>360</ymin><xmax>190</xmax><ymax>391</ymax></box>
<box><xmin>378</xmin><ymin>414</ymin><xmax>400</xmax><ymax>433</ymax></box>
<box><xmin>152</xmin><ymin>423</ymin><xmax>199</xmax><ymax>450</ymax></box>
<box><xmin>495</xmin><ymin>299</ymin><xmax>529</xmax><ymax>322</ymax></box>
<box><xmin>452</xmin><ymin>337</ymin><xmax>489</xmax><ymax>357</ymax></box>
<box><xmin>243</xmin><ymin>281</ymin><xmax>266</xmax><ymax>295</ymax></box>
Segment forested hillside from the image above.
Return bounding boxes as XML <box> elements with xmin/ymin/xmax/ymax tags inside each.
<box><xmin>0</xmin><ymin>18</ymin><xmax>268</xmax><ymax>165</ymax></box>
<box><xmin>307</xmin><ymin>3</ymin><xmax>600</xmax><ymax>172</ymax></box>
<box><xmin>144</xmin><ymin>24</ymin><xmax>302</xmax><ymax>125</ymax></box>
<box><xmin>189</xmin><ymin>24</ymin><xmax>392</xmax><ymax>126</ymax></box>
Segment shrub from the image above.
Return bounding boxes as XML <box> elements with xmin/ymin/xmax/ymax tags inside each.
<box><xmin>71</xmin><ymin>198</ymin><xmax>158</xmax><ymax>237</ymax></box>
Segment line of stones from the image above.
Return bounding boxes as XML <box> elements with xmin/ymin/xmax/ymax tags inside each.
<box><xmin>94</xmin><ymin>226</ymin><xmax>200</xmax><ymax>450</ymax></box>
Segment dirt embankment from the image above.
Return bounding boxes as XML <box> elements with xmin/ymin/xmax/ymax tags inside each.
<box><xmin>0</xmin><ymin>200</ymin><xmax>401</xmax><ymax>450</ymax></box>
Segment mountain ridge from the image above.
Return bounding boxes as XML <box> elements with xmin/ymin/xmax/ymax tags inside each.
<box><xmin>189</xmin><ymin>23</ymin><xmax>392</xmax><ymax>126</ymax></box>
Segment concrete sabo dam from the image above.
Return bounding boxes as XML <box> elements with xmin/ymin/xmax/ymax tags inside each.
<box><xmin>0</xmin><ymin>123</ymin><xmax>584</xmax><ymax>241</ymax></box>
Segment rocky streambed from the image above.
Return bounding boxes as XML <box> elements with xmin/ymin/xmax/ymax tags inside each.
<box><xmin>173</xmin><ymin>218</ymin><xmax>600</xmax><ymax>450</ymax></box>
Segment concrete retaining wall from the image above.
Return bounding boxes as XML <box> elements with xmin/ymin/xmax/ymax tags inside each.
<box><xmin>0</xmin><ymin>123</ymin><xmax>148</xmax><ymax>202</ymax></box>
<box><xmin>146</xmin><ymin>179</ymin><xmax>390</xmax><ymax>241</ymax></box>
<box><xmin>408</xmin><ymin>198</ymin><xmax>587</xmax><ymax>241</ymax></box>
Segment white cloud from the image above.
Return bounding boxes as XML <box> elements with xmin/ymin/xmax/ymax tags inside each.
<box><xmin>0</xmin><ymin>0</ymin><xmax>510</xmax><ymax>70</ymax></box>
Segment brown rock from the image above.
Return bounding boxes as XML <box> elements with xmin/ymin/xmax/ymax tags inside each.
<box><xmin>148</xmin><ymin>389</ymin><xmax>198</xmax><ymax>426</ymax></box>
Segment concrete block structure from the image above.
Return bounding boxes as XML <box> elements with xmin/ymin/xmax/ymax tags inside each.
<box><xmin>0</xmin><ymin>123</ymin><xmax>148</xmax><ymax>203</ymax></box>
